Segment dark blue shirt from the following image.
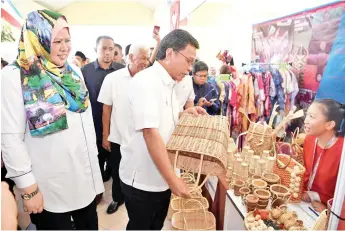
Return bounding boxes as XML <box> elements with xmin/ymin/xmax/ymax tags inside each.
<box><xmin>82</xmin><ymin>60</ymin><xmax>125</xmax><ymax>141</ymax></box>
<box><xmin>193</xmin><ymin>80</ymin><xmax>221</xmax><ymax>115</ymax></box>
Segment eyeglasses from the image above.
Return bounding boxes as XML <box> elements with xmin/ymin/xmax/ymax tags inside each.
<box><xmin>195</xmin><ymin>74</ymin><xmax>208</xmax><ymax>78</ymax></box>
<box><xmin>174</xmin><ymin>50</ymin><xmax>195</xmax><ymax>65</ymax></box>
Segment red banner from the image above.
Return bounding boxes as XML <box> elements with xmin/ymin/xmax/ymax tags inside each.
<box><xmin>251</xmin><ymin>2</ymin><xmax>345</xmax><ymax>94</ymax></box>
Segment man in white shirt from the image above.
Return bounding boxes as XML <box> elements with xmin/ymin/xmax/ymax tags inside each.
<box><xmin>97</xmin><ymin>44</ymin><xmax>150</xmax><ymax>214</ymax></box>
<box><xmin>175</xmin><ymin>75</ymin><xmax>195</xmax><ymax>112</ymax></box>
<box><xmin>119</xmin><ymin>29</ymin><xmax>206</xmax><ymax>230</ymax></box>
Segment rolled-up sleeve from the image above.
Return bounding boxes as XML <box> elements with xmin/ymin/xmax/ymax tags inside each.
<box><xmin>1</xmin><ymin>66</ymin><xmax>36</xmax><ymax>189</ymax></box>
<box><xmin>129</xmin><ymin>76</ymin><xmax>160</xmax><ymax>131</ymax></box>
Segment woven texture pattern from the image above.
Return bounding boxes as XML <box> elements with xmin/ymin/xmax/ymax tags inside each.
<box><xmin>247</xmin><ymin>122</ymin><xmax>274</xmax><ymax>155</ymax></box>
<box><xmin>273</xmin><ymin>154</ymin><xmax>306</xmax><ymax>203</ymax></box>
<box><xmin>167</xmin><ymin>115</ymin><xmax>229</xmax><ymax>176</ymax></box>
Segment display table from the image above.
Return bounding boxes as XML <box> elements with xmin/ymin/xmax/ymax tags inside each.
<box><xmin>202</xmin><ymin>174</ymin><xmax>229</xmax><ymax>230</ymax></box>
<box><xmin>224</xmin><ymin>190</ymin><xmax>318</xmax><ymax>230</ymax></box>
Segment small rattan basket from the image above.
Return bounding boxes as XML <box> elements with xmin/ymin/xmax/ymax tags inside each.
<box><xmin>171</xmin><ymin>199</ymin><xmax>216</xmax><ymax>230</ymax></box>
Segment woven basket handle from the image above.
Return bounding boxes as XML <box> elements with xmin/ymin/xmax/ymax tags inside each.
<box><xmin>174</xmin><ymin>151</ymin><xmax>179</xmax><ymax>173</ymax></box>
<box><xmin>236</xmin><ymin>131</ymin><xmax>248</xmax><ymax>152</ymax></box>
<box><xmin>276</xmin><ymin>154</ymin><xmax>292</xmax><ymax>170</ymax></box>
<box><xmin>182</xmin><ymin>198</ymin><xmax>207</xmax><ymax>230</ymax></box>
<box><xmin>239</xmin><ymin>108</ymin><xmax>252</xmax><ymax>124</ymax></box>
<box><xmin>248</xmin><ymin>123</ymin><xmax>260</xmax><ymax>141</ymax></box>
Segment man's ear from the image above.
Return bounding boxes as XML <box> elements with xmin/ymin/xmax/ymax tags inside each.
<box><xmin>165</xmin><ymin>48</ymin><xmax>174</xmax><ymax>61</ymax></box>
<box><xmin>94</xmin><ymin>47</ymin><xmax>97</xmax><ymax>53</ymax></box>
<box><xmin>129</xmin><ymin>54</ymin><xmax>134</xmax><ymax>62</ymax></box>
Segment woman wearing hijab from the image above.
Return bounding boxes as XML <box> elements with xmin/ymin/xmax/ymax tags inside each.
<box><xmin>1</xmin><ymin>10</ymin><xmax>104</xmax><ymax>230</ymax></box>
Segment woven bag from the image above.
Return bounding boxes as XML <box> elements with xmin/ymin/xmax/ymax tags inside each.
<box><xmin>273</xmin><ymin>154</ymin><xmax>306</xmax><ymax>203</ymax></box>
<box><xmin>171</xmin><ymin>199</ymin><xmax>216</xmax><ymax>230</ymax></box>
<box><xmin>167</xmin><ymin>114</ymin><xmax>229</xmax><ymax>176</ymax></box>
<box><xmin>239</xmin><ymin>108</ymin><xmax>274</xmax><ymax>155</ymax></box>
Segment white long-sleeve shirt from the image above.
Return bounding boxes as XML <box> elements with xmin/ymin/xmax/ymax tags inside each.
<box><xmin>1</xmin><ymin>65</ymin><xmax>104</xmax><ymax>213</ymax></box>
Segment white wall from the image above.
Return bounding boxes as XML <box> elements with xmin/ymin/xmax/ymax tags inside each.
<box><xmin>68</xmin><ymin>25</ymin><xmax>157</xmax><ymax>61</ymax></box>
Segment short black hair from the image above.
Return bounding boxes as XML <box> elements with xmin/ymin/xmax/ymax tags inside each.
<box><xmin>219</xmin><ymin>65</ymin><xmax>231</xmax><ymax>74</ymax></box>
<box><xmin>114</xmin><ymin>43</ymin><xmax>122</xmax><ymax>50</ymax></box>
<box><xmin>125</xmin><ymin>44</ymin><xmax>131</xmax><ymax>56</ymax></box>
<box><xmin>156</xmin><ymin>29</ymin><xmax>199</xmax><ymax>60</ymax></box>
<box><xmin>75</xmin><ymin>51</ymin><xmax>86</xmax><ymax>61</ymax></box>
<box><xmin>96</xmin><ymin>36</ymin><xmax>114</xmax><ymax>48</ymax></box>
<box><xmin>192</xmin><ymin>61</ymin><xmax>208</xmax><ymax>75</ymax></box>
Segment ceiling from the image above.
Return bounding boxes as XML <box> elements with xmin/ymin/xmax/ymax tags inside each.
<box><xmin>33</xmin><ymin>0</ymin><xmax>167</xmax><ymax>11</ymax></box>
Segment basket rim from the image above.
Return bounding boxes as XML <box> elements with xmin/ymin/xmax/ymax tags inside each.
<box><xmin>276</xmin><ymin>154</ymin><xmax>306</xmax><ymax>172</ymax></box>
<box><xmin>270</xmin><ymin>184</ymin><xmax>290</xmax><ymax>194</ymax></box>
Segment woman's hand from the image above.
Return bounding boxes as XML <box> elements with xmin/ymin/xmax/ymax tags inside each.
<box><xmin>312</xmin><ymin>201</ymin><xmax>327</xmax><ymax>213</ymax></box>
<box><xmin>302</xmin><ymin>192</ymin><xmax>311</xmax><ymax>202</ymax></box>
<box><xmin>1</xmin><ymin>182</ymin><xmax>18</xmax><ymax>230</ymax></box>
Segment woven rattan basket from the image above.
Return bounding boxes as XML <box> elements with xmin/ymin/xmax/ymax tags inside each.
<box><xmin>167</xmin><ymin>114</ymin><xmax>229</xmax><ymax>176</ymax></box>
<box><xmin>239</xmin><ymin>109</ymin><xmax>274</xmax><ymax>155</ymax></box>
<box><xmin>273</xmin><ymin>154</ymin><xmax>306</xmax><ymax>203</ymax></box>
<box><xmin>172</xmin><ymin>199</ymin><xmax>216</xmax><ymax>230</ymax></box>
<box><xmin>270</xmin><ymin>184</ymin><xmax>291</xmax><ymax>202</ymax></box>
<box><xmin>171</xmin><ymin>197</ymin><xmax>209</xmax><ymax>212</ymax></box>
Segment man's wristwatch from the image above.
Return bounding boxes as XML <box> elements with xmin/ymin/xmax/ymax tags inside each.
<box><xmin>21</xmin><ymin>187</ymin><xmax>39</xmax><ymax>200</ymax></box>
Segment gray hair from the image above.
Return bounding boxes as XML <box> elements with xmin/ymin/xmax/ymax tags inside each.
<box><xmin>128</xmin><ymin>44</ymin><xmax>150</xmax><ymax>56</ymax></box>
<box><xmin>156</xmin><ymin>29</ymin><xmax>199</xmax><ymax>61</ymax></box>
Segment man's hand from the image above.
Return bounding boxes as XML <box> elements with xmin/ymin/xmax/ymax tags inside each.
<box><xmin>21</xmin><ymin>184</ymin><xmax>44</xmax><ymax>214</ymax></box>
<box><xmin>102</xmin><ymin>136</ymin><xmax>111</xmax><ymax>152</ymax></box>
<box><xmin>197</xmin><ymin>97</ymin><xmax>206</xmax><ymax>107</ymax></box>
<box><xmin>204</xmin><ymin>100</ymin><xmax>213</xmax><ymax>107</ymax></box>
<box><xmin>168</xmin><ymin>176</ymin><xmax>191</xmax><ymax>199</ymax></box>
<box><xmin>1</xmin><ymin>182</ymin><xmax>18</xmax><ymax>230</ymax></box>
<box><xmin>183</xmin><ymin>106</ymin><xmax>208</xmax><ymax>116</ymax></box>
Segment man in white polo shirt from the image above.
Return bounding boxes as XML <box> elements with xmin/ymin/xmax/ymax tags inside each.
<box><xmin>175</xmin><ymin>75</ymin><xmax>195</xmax><ymax>112</ymax></box>
<box><xmin>97</xmin><ymin>44</ymin><xmax>150</xmax><ymax>215</ymax></box>
<box><xmin>119</xmin><ymin>29</ymin><xmax>206</xmax><ymax>230</ymax></box>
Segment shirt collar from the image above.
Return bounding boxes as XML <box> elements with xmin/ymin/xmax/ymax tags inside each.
<box><xmin>153</xmin><ymin>61</ymin><xmax>175</xmax><ymax>87</ymax></box>
<box><xmin>93</xmin><ymin>59</ymin><xmax>117</xmax><ymax>71</ymax></box>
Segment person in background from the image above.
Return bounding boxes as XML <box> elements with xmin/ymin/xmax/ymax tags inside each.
<box><xmin>1</xmin><ymin>58</ymin><xmax>9</xmax><ymax>69</ymax></box>
<box><xmin>98</xmin><ymin>44</ymin><xmax>150</xmax><ymax>215</ymax></box>
<box><xmin>193</xmin><ymin>61</ymin><xmax>221</xmax><ymax>115</ymax></box>
<box><xmin>219</xmin><ymin>64</ymin><xmax>231</xmax><ymax>75</ymax></box>
<box><xmin>119</xmin><ymin>29</ymin><xmax>206</xmax><ymax>230</ymax></box>
<box><xmin>207</xmin><ymin>66</ymin><xmax>217</xmax><ymax>85</ymax></box>
<box><xmin>82</xmin><ymin>36</ymin><xmax>125</xmax><ymax>203</ymax></box>
<box><xmin>74</xmin><ymin>51</ymin><xmax>87</xmax><ymax>67</ymax></box>
<box><xmin>302</xmin><ymin>99</ymin><xmax>345</xmax><ymax>212</ymax></box>
<box><xmin>148</xmin><ymin>30</ymin><xmax>161</xmax><ymax>66</ymax></box>
<box><xmin>124</xmin><ymin>44</ymin><xmax>131</xmax><ymax>64</ymax></box>
<box><xmin>1</xmin><ymin>10</ymin><xmax>104</xmax><ymax>230</ymax></box>
<box><xmin>113</xmin><ymin>43</ymin><xmax>126</xmax><ymax>65</ymax></box>
<box><xmin>1</xmin><ymin>182</ymin><xmax>18</xmax><ymax>230</ymax></box>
